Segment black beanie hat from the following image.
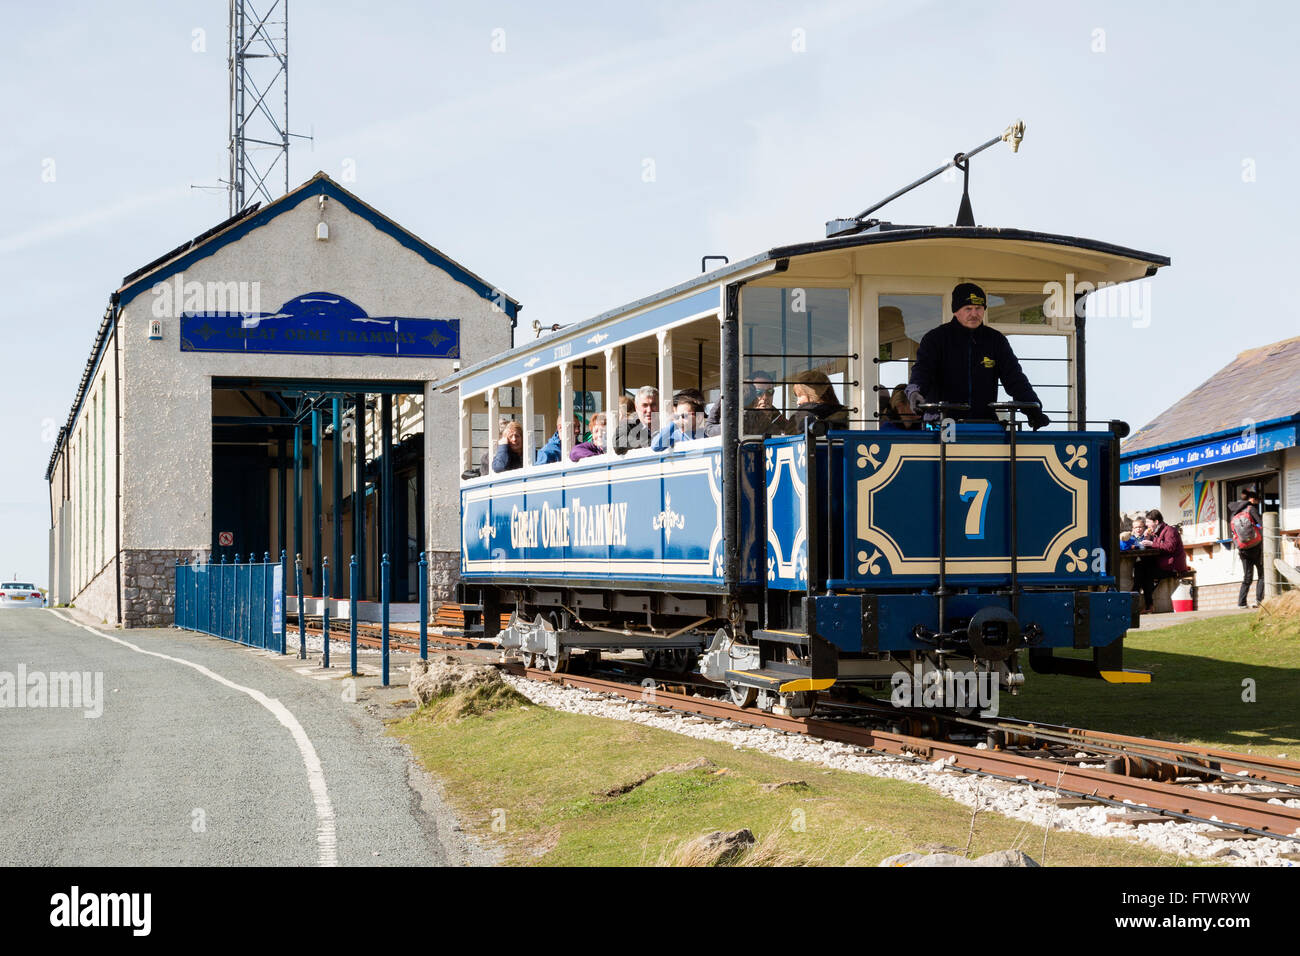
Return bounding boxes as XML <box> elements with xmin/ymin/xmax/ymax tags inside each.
<box><xmin>952</xmin><ymin>282</ymin><xmax>986</xmax><ymax>313</ymax></box>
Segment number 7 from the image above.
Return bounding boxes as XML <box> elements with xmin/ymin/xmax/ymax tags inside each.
<box><xmin>959</xmin><ymin>476</ymin><xmax>990</xmax><ymax>539</ymax></box>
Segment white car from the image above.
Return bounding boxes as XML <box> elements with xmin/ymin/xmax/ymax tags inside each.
<box><xmin>0</xmin><ymin>582</ymin><xmax>44</xmax><ymax>608</ymax></box>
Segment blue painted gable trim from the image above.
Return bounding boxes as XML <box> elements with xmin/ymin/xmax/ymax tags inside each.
<box><xmin>1120</xmin><ymin>414</ymin><xmax>1297</xmax><ymax>461</ymax></box>
<box><xmin>116</xmin><ymin>176</ymin><xmax>520</xmax><ymax>318</ymax></box>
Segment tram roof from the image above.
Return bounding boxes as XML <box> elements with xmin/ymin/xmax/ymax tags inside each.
<box><xmin>440</xmin><ymin>224</ymin><xmax>1169</xmax><ymax>395</ymax></box>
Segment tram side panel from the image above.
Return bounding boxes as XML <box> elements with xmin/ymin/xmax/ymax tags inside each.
<box><xmin>460</xmin><ymin>444</ymin><xmax>761</xmax><ymax>593</ymax></box>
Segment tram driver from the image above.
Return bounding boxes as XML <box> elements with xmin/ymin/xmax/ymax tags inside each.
<box><xmin>905</xmin><ymin>282</ymin><xmax>1050</xmax><ymax>430</ymax></box>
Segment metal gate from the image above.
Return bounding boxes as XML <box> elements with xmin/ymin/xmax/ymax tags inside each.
<box><xmin>175</xmin><ymin>555</ymin><xmax>284</xmax><ymax>651</ymax></box>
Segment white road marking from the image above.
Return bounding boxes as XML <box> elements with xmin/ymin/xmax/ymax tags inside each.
<box><xmin>51</xmin><ymin>610</ymin><xmax>339</xmax><ymax>866</ymax></box>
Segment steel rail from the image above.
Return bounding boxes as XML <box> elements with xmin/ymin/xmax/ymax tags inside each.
<box><xmin>510</xmin><ymin>666</ymin><xmax>1300</xmax><ymax>839</ymax></box>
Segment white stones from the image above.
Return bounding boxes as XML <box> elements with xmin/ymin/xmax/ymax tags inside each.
<box><xmin>500</xmin><ymin>673</ymin><xmax>1300</xmax><ymax>867</ymax></box>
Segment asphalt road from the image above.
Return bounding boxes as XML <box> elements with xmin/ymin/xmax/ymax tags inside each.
<box><xmin>0</xmin><ymin>608</ymin><xmax>492</xmax><ymax>866</ymax></box>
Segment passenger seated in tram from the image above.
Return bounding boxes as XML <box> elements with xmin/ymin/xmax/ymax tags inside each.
<box><xmin>480</xmin><ymin>416</ymin><xmax>511</xmax><ymax>473</ymax></box>
<box><xmin>879</xmin><ymin>385</ymin><xmax>920</xmax><ymax>431</ymax></box>
<box><xmin>535</xmin><ymin>417</ymin><xmax>583</xmax><ymax>465</ymax></box>
<box><xmin>702</xmin><ymin>369</ymin><xmax>788</xmax><ymax>438</ymax></box>
<box><xmin>616</xmin><ymin>394</ymin><xmax>636</xmax><ymax>429</ymax></box>
<box><xmin>570</xmin><ymin>412</ymin><xmax>608</xmax><ymax>461</ymax></box>
<box><xmin>614</xmin><ymin>386</ymin><xmax>658</xmax><ymax>453</ymax></box>
<box><xmin>743</xmin><ymin>370</ymin><xmax>787</xmax><ymax>436</ymax></box>
<box><xmin>651</xmin><ymin>388</ymin><xmax>708</xmax><ymax>450</ymax></box>
<box><xmin>783</xmin><ymin>369</ymin><xmax>849</xmax><ymax>432</ymax></box>
<box><xmin>491</xmin><ymin>421</ymin><xmax>524</xmax><ymax>472</ymax></box>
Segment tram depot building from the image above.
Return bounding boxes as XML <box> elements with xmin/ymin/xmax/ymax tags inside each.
<box><xmin>44</xmin><ymin>173</ymin><xmax>519</xmax><ymax>626</ymax></box>
<box><xmin>1120</xmin><ymin>335</ymin><xmax>1300</xmax><ymax>609</ymax></box>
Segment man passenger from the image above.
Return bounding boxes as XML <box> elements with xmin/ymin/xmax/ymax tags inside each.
<box><xmin>651</xmin><ymin>389</ymin><xmax>707</xmax><ymax>450</ymax></box>
<box><xmin>614</xmin><ymin>385</ymin><xmax>658</xmax><ymax>453</ymax></box>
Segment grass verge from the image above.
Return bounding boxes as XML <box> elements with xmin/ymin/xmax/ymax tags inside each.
<box><xmin>996</xmin><ymin>605</ymin><xmax>1300</xmax><ymax>758</ymax></box>
<box><xmin>391</xmin><ymin>683</ymin><xmax>1180</xmax><ymax>867</ymax></box>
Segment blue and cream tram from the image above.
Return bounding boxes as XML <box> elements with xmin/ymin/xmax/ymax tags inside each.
<box><xmin>441</xmin><ymin>156</ymin><xmax>1168</xmax><ymax>715</ymax></box>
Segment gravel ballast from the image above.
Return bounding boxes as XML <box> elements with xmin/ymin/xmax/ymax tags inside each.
<box><xmin>502</xmin><ymin>673</ymin><xmax>1300</xmax><ymax>866</ymax></box>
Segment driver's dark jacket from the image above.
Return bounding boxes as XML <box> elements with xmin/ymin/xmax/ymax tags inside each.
<box><xmin>908</xmin><ymin>318</ymin><xmax>1042</xmax><ymax>421</ymax></box>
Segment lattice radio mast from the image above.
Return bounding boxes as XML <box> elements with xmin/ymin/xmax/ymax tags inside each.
<box><xmin>228</xmin><ymin>0</ymin><xmax>291</xmax><ymax>215</ymax></box>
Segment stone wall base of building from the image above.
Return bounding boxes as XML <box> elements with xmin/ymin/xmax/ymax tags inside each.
<box><xmin>427</xmin><ymin>550</ymin><xmax>461</xmax><ymax>604</ymax></box>
<box><xmin>122</xmin><ymin>549</ymin><xmax>203</xmax><ymax>628</ymax></box>
<box><xmin>1194</xmin><ymin>581</ymin><xmax>1261</xmax><ymax>612</ymax></box>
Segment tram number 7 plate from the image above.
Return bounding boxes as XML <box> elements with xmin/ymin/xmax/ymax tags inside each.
<box><xmin>959</xmin><ymin>476</ymin><xmax>990</xmax><ymax>540</ymax></box>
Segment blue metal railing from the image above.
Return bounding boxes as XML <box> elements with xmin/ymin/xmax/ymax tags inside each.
<box><xmin>175</xmin><ymin>550</ymin><xmax>435</xmax><ymax>666</ymax></box>
<box><xmin>175</xmin><ymin>554</ymin><xmax>281</xmax><ymax>651</ymax></box>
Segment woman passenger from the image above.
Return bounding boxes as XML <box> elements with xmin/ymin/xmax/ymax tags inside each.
<box><xmin>784</xmin><ymin>369</ymin><xmax>849</xmax><ymax>432</ymax></box>
<box><xmin>570</xmin><ymin>412</ymin><xmax>608</xmax><ymax>461</ymax></box>
<box><xmin>491</xmin><ymin>421</ymin><xmax>524</xmax><ymax>472</ymax></box>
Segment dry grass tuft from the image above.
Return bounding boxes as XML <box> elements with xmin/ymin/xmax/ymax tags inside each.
<box><xmin>415</xmin><ymin>680</ymin><xmax>531</xmax><ymax>723</ymax></box>
<box><xmin>659</xmin><ymin>828</ymin><xmax>838</xmax><ymax>867</ymax></box>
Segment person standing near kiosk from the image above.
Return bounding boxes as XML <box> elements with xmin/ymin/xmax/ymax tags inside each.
<box><xmin>1228</xmin><ymin>487</ymin><xmax>1264</xmax><ymax>608</ymax></box>
<box><xmin>906</xmin><ymin>282</ymin><xmax>1051</xmax><ymax>429</ymax></box>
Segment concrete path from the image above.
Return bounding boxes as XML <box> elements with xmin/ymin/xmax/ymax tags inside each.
<box><xmin>0</xmin><ymin>608</ymin><xmax>495</xmax><ymax>866</ymax></box>
<box><xmin>1133</xmin><ymin>607</ymin><xmax>1255</xmax><ymax>632</ymax></box>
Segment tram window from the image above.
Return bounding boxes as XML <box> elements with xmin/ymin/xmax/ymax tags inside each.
<box><xmin>986</xmin><ymin>292</ymin><xmax>1050</xmax><ymax>326</ymax></box>
<box><xmin>619</xmin><ymin>338</ymin><xmax>658</xmax><ymax>408</ymax></box>
<box><xmin>1001</xmin><ymin>333</ymin><xmax>1068</xmax><ymax>425</ymax></box>
<box><xmin>570</xmin><ymin>354</ymin><xmax>605</xmax><ymax>444</ymax></box>
<box><xmin>876</xmin><ymin>294</ymin><xmax>943</xmax><ymax>396</ymax></box>
<box><xmin>670</xmin><ymin>315</ymin><xmax>722</xmax><ymax>404</ymax></box>
<box><xmin>468</xmin><ymin>394</ymin><xmax>492</xmax><ymax>471</ymax></box>
<box><xmin>531</xmin><ymin>368</ymin><xmax>561</xmax><ymax>455</ymax></box>
<box><xmin>482</xmin><ymin>382</ymin><xmax>524</xmax><ymax>472</ymax></box>
<box><xmin>741</xmin><ymin>287</ymin><xmax>850</xmax><ymax>431</ymax></box>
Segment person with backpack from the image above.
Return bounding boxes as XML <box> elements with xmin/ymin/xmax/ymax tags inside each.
<box><xmin>1228</xmin><ymin>487</ymin><xmax>1264</xmax><ymax>608</ymax></box>
<box><xmin>1133</xmin><ymin>509</ymin><xmax>1189</xmax><ymax>613</ymax></box>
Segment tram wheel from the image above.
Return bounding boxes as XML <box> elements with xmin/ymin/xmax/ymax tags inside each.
<box><xmin>519</xmin><ymin>651</ymin><xmax>535</xmax><ymax>669</ymax></box>
<box><xmin>728</xmin><ymin>682</ymin><xmax>757</xmax><ymax>708</ymax></box>
<box><xmin>643</xmin><ymin>649</ymin><xmax>660</xmax><ymax>669</ymax></box>
<box><xmin>544</xmin><ymin>652</ymin><xmax>566</xmax><ymax>673</ymax></box>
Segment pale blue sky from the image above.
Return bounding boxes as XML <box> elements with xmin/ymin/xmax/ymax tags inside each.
<box><xmin>3</xmin><ymin>0</ymin><xmax>1296</xmax><ymax>582</ymax></box>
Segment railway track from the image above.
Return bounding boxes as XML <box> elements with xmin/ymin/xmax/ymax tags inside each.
<box><xmin>506</xmin><ymin>663</ymin><xmax>1300</xmax><ymax>841</ymax></box>
<box><xmin>283</xmin><ymin>606</ymin><xmax>1300</xmax><ymax>840</ymax></box>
